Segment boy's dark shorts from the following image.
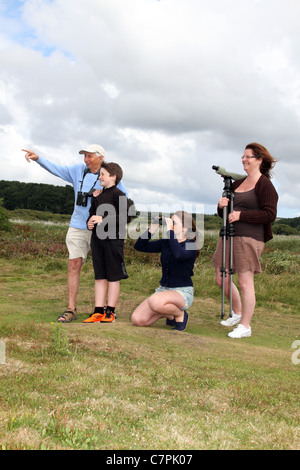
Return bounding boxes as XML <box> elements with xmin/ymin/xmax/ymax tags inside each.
<box><xmin>91</xmin><ymin>237</ymin><xmax>128</xmax><ymax>281</ymax></box>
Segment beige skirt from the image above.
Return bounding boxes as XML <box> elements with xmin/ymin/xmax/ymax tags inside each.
<box><xmin>212</xmin><ymin>236</ymin><xmax>265</xmax><ymax>274</ymax></box>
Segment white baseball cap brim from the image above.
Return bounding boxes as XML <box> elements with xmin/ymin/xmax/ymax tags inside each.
<box><xmin>79</xmin><ymin>144</ymin><xmax>105</xmax><ymax>157</ymax></box>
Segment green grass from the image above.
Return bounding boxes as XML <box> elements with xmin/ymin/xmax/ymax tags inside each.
<box><xmin>0</xmin><ymin>221</ymin><xmax>299</xmax><ymax>450</ymax></box>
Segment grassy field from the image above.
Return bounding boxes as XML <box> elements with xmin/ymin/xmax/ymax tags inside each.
<box><xmin>0</xmin><ymin>218</ymin><xmax>299</xmax><ymax>450</ymax></box>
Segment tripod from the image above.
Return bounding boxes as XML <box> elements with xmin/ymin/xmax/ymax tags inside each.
<box><xmin>219</xmin><ymin>176</ymin><xmax>235</xmax><ymax>319</ymax></box>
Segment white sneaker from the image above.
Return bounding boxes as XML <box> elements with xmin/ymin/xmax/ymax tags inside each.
<box><xmin>220</xmin><ymin>312</ymin><xmax>242</xmax><ymax>326</ymax></box>
<box><xmin>228</xmin><ymin>324</ymin><xmax>251</xmax><ymax>338</ymax></box>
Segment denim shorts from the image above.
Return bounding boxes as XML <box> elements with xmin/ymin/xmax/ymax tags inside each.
<box><xmin>153</xmin><ymin>285</ymin><xmax>194</xmax><ymax>310</ymax></box>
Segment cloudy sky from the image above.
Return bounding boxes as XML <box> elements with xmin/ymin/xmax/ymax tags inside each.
<box><xmin>0</xmin><ymin>0</ymin><xmax>300</xmax><ymax>218</ymax></box>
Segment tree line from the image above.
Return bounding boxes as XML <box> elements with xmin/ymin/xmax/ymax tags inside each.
<box><xmin>0</xmin><ymin>180</ymin><xmax>76</xmax><ymax>214</ymax></box>
<box><xmin>0</xmin><ymin>180</ymin><xmax>137</xmax><ymax>217</ymax></box>
<box><xmin>0</xmin><ymin>180</ymin><xmax>299</xmax><ymax>235</ymax></box>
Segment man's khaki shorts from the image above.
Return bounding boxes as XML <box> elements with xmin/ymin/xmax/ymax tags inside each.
<box><xmin>65</xmin><ymin>227</ymin><xmax>92</xmax><ymax>262</ymax></box>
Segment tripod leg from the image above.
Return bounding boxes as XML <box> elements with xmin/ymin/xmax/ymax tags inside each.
<box><xmin>229</xmin><ymin>235</ymin><xmax>233</xmax><ymax>318</ymax></box>
<box><xmin>221</xmin><ymin>271</ymin><xmax>226</xmax><ymax>319</ymax></box>
<box><xmin>220</xmin><ymin>206</ymin><xmax>228</xmax><ymax>319</ymax></box>
<box><xmin>228</xmin><ymin>192</ymin><xmax>234</xmax><ymax>319</ymax></box>
<box><xmin>217</xmin><ymin>175</ymin><xmax>234</xmax><ymax>320</ymax></box>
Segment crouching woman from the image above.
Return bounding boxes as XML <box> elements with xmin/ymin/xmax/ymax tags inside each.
<box><xmin>131</xmin><ymin>211</ymin><xmax>199</xmax><ymax>332</ymax></box>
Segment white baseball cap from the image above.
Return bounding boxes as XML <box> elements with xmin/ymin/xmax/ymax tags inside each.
<box><xmin>79</xmin><ymin>144</ymin><xmax>106</xmax><ymax>157</ymax></box>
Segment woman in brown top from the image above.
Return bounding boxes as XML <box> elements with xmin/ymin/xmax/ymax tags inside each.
<box><xmin>212</xmin><ymin>143</ymin><xmax>278</xmax><ymax>338</ymax></box>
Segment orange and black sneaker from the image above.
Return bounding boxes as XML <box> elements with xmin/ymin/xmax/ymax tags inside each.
<box><xmin>100</xmin><ymin>309</ymin><xmax>116</xmax><ymax>323</ymax></box>
<box><xmin>82</xmin><ymin>313</ymin><xmax>104</xmax><ymax>323</ymax></box>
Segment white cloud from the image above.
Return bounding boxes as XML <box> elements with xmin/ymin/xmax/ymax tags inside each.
<box><xmin>0</xmin><ymin>0</ymin><xmax>300</xmax><ymax>218</ymax></box>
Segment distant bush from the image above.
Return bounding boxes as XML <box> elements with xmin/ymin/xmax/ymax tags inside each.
<box><xmin>0</xmin><ymin>199</ymin><xmax>12</xmax><ymax>232</ymax></box>
<box><xmin>272</xmin><ymin>223</ymin><xmax>298</xmax><ymax>236</ymax></box>
<box><xmin>204</xmin><ymin>214</ymin><xmax>222</xmax><ymax>231</ymax></box>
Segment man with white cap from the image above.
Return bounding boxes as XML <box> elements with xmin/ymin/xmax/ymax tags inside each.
<box><xmin>22</xmin><ymin>145</ymin><xmax>128</xmax><ymax>323</ymax></box>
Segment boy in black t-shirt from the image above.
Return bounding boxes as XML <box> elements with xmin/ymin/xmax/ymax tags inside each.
<box><xmin>83</xmin><ymin>162</ymin><xmax>131</xmax><ymax>323</ymax></box>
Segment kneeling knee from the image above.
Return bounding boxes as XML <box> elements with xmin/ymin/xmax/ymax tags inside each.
<box><xmin>131</xmin><ymin>313</ymin><xmax>145</xmax><ymax>327</ymax></box>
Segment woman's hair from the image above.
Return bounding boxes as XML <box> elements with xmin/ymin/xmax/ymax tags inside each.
<box><xmin>101</xmin><ymin>162</ymin><xmax>123</xmax><ymax>185</ymax></box>
<box><xmin>174</xmin><ymin>211</ymin><xmax>200</xmax><ymax>257</ymax></box>
<box><xmin>245</xmin><ymin>142</ymin><xmax>277</xmax><ymax>179</ymax></box>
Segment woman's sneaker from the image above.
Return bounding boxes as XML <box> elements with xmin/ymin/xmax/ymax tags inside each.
<box><xmin>228</xmin><ymin>324</ymin><xmax>251</xmax><ymax>338</ymax></box>
<box><xmin>166</xmin><ymin>317</ymin><xmax>176</xmax><ymax>327</ymax></box>
<box><xmin>220</xmin><ymin>312</ymin><xmax>242</xmax><ymax>326</ymax></box>
<box><xmin>173</xmin><ymin>311</ymin><xmax>189</xmax><ymax>332</ymax></box>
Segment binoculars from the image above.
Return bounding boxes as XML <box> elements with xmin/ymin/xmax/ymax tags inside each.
<box><xmin>76</xmin><ymin>188</ymin><xmax>96</xmax><ymax>207</ymax></box>
<box><xmin>76</xmin><ymin>191</ymin><xmax>90</xmax><ymax>207</ymax></box>
<box><xmin>151</xmin><ymin>216</ymin><xmax>167</xmax><ymax>226</ymax></box>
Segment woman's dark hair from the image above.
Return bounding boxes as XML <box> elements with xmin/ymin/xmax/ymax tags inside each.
<box><xmin>245</xmin><ymin>143</ymin><xmax>277</xmax><ymax>179</ymax></box>
<box><xmin>174</xmin><ymin>211</ymin><xmax>200</xmax><ymax>257</ymax></box>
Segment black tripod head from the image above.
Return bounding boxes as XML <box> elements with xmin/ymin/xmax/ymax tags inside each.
<box><xmin>222</xmin><ymin>176</ymin><xmax>233</xmax><ymax>199</ymax></box>
<box><xmin>222</xmin><ymin>175</ymin><xmax>233</xmax><ymax>199</ymax></box>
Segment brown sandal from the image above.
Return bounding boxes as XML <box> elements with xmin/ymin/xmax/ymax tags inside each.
<box><xmin>57</xmin><ymin>308</ymin><xmax>77</xmax><ymax>323</ymax></box>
